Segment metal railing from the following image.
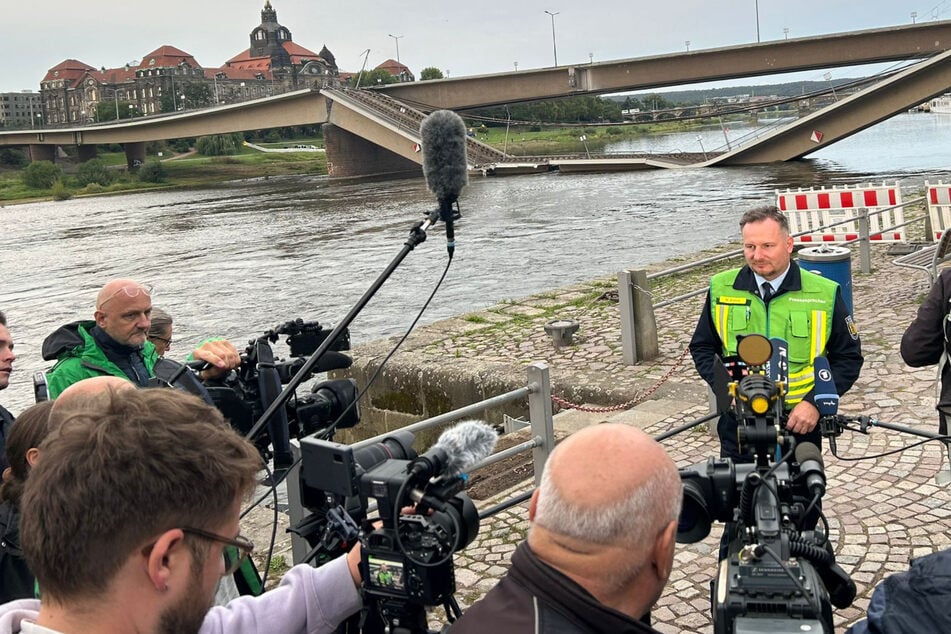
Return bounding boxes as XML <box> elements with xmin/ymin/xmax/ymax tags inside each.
<box><xmin>284</xmin><ymin>361</ymin><xmax>554</xmax><ymax>564</ymax></box>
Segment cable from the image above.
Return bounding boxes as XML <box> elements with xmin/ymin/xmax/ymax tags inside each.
<box><xmin>756</xmin><ymin>543</ymin><xmax>823</xmax><ymax>617</ymax></box>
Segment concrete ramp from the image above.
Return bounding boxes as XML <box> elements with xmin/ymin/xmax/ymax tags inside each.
<box><xmin>712</xmin><ymin>49</ymin><xmax>951</xmax><ymax>165</ymax></box>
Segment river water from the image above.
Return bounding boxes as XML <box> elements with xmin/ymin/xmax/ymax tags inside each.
<box><xmin>2</xmin><ymin>112</ymin><xmax>950</xmax><ymax>411</ymax></box>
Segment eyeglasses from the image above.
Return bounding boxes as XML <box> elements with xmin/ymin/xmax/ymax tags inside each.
<box><xmin>149</xmin><ymin>335</ymin><xmax>172</xmax><ymax>349</ymax></box>
<box><xmin>181</xmin><ymin>527</ymin><xmax>255</xmax><ymax>576</ymax></box>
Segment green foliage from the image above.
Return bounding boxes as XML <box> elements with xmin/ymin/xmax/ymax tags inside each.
<box><xmin>169</xmin><ymin>138</ymin><xmax>193</xmax><ymax>153</ymax></box>
<box><xmin>22</xmin><ymin>161</ymin><xmax>63</xmax><ymax>189</ymax></box>
<box><xmin>0</xmin><ymin>148</ymin><xmax>27</xmax><ymax>167</ymax></box>
<box><xmin>472</xmin><ymin>95</ymin><xmax>623</xmax><ymax>125</ymax></box>
<box><xmin>195</xmin><ymin>133</ymin><xmax>245</xmax><ymax>156</ymax></box>
<box><xmin>420</xmin><ymin>67</ymin><xmax>444</xmax><ymax>80</ymax></box>
<box><xmin>76</xmin><ymin>158</ymin><xmax>113</xmax><ymax>186</ymax></box>
<box><xmin>51</xmin><ymin>179</ymin><xmax>71</xmax><ymax>200</ymax></box>
<box><xmin>95</xmin><ymin>100</ymin><xmax>137</xmax><ymax>122</ymax></box>
<box><xmin>348</xmin><ymin>69</ymin><xmax>399</xmax><ymax>87</ymax></box>
<box><xmin>137</xmin><ymin>160</ymin><xmax>167</xmax><ymax>183</ymax></box>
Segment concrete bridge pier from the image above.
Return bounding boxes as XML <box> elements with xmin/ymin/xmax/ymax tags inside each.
<box><xmin>323</xmin><ymin>124</ymin><xmax>420</xmax><ymax>179</ymax></box>
<box><xmin>124</xmin><ymin>142</ymin><xmax>146</xmax><ymax>169</ymax></box>
<box><xmin>29</xmin><ymin>145</ymin><xmax>55</xmax><ymax>162</ymax></box>
<box><xmin>77</xmin><ymin>145</ymin><xmax>98</xmax><ymax>162</ymax></box>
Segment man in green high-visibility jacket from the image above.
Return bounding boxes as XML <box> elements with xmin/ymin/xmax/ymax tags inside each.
<box><xmin>689</xmin><ymin>206</ymin><xmax>864</xmax><ymax>460</ymax></box>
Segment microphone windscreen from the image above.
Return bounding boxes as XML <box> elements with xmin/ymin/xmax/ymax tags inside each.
<box><xmin>795</xmin><ymin>441</ymin><xmax>824</xmax><ymax>468</ymax></box>
<box><xmin>420</xmin><ymin>110</ymin><xmax>469</xmax><ymax>205</ymax></box>
<box><xmin>435</xmin><ymin>419</ymin><xmax>498</xmax><ymax>475</ymax></box>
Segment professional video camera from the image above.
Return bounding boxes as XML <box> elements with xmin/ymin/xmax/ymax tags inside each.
<box><xmin>204</xmin><ymin>318</ymin><xmax>361</xmax><ymax>469</ymax></box>
<box><xmin>296</xmin><ymin>420</ymin><xmax>497</xmax><ymax>634</ymax></box>
<box><xmin>677</xmin><ymin>334</ymin><xmax>855</xmax><ymax>634</ymax></box>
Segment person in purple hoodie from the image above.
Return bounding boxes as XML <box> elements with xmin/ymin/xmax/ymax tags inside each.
<box><xmin>0</xmin><ymin>387</ymin><xmax>362</xmax><ymax>634</ymax></box>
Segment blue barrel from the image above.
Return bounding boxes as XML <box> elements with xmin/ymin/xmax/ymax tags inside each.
<box><xmin>797</xmin><ymin>246</ymin><xmax>853</xmax><ymax>315</ymax></box>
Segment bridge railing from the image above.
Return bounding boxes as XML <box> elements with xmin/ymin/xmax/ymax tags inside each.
<box><xmin>284</xmin><ymin>361</ymin><xmax>554</xmax><ymax>564</ymax></box>
<box><xmin>618</xmin><ymin>196</ymin><xmax>928</xmax><ymax>363</ymax></box>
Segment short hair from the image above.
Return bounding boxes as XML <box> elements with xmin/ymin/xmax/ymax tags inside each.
<box><xmin>148</xmin><ymin>307</ymin><xmax>173</xmax><ymax>338</ymax></box>
<box><xmin>0</xmin><ymin>400</ymin><xmax>54</xmax><ymax>506</ymax></box>
<box><xmin>0</xmin><ymin>310</ymin><xmax>6</xmax><ymax>326</ymax></box>
<box><xmin>20</xmin><ymin>389</ymin><xmax>261</xmax><ymax>602</ymax></box>
<box><xmin>740</xmin><ymin>205</ymin><xmax>790</xmax><ymax>234</ymax></box>
<box><xmin>534</xmin><ymin>460</ymin><xmax>682</xmax><ymax>549</ymax></box>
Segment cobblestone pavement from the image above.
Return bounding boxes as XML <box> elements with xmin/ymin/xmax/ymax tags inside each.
<box><xmin>242</xmin><ymin>244</ymin><xmax>951</xmax><ymax>632</ymax></box>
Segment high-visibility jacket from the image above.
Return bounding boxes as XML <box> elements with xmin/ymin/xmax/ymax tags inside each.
<box><xmin>709</xmin><ymin>269</ymin><xmax>838</xmax><ymax>406</ymax></box>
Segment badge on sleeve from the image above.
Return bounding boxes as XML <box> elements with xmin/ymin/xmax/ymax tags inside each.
<box><xmin>845</xmin><ymin>315</ymin><xmax>859</xmax><ymax>340</ymax></box>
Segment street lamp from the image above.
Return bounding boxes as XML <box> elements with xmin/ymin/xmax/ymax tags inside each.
<box><xmin>128</xmin><ymin>103</ymin><xmax>134</xmax><ymax>119</ymax></box>
<box><xmin>754</xmin><ymin>0</ymin><xmax>760</xmax><ymax>43</ymax></box>
<box><xmin>685</xmin><ymin>40</ymin><xmax>690</xmax><ymax>52</ymax></box>
<box><xmin>544</xmin><ymin>10</ymin><xmax>559</xmax><ymax>67</ymax></box>
<box><xmin>388</xmin><ymin>34</ymin><xmax>404</xmax><ymax>63</ymax></box>
<box><xmin>180</xmin><ymin>94</ymin><xmax>186</xmax><ymax>111</ymax></box>
<box><xmin>911</xmin><ymin>11</ymin><xmax>918</xmax><ymax>24</ymax></box>
<box><xmin>783</xmin><ymin>27</ymin><xmax>789</xmax><ymax>39</ymax></box>
<box><xmin>514</xmin><ymin>61</ymin><xmax>518</xmax><ymax>71</ymax></box>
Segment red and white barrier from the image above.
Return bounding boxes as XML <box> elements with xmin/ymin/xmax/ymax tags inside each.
<box><xmin>926</xmin><ymin>181</ymin><xmax>951</xmax><ymax>241</ymax></box>
<box><xmin>776</xmin><ymin>183</ymin><xmax>905</xmax><ymax>244</ymax></box>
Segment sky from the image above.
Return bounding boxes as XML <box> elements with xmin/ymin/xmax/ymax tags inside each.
<box><xmin>3</xmin><ymin>0</ymin><xmax>950</xmax><ymax>93</ymax></box>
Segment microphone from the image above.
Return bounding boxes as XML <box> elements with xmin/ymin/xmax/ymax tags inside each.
<box><xmin>420</xmin><ymin>110</ymin><xmax>469</xmax><ymax>255</ymax></box>
<box><xmin>795</xmin><ymin>441</ymin><xmax>826</xmax><ymax>497</ymax></box>
<box><xmin>408</xmin><ymin>420</ymin><xmax>498</xmax><ymax>481</ymax></box>
<box><xmin>812</xmin><ymin>356</ymin><xmax>839</xmax><ymax>418</ymax></box>
<box><xmin>768</xmin><ymin>337</ymin><xmax>788</xmax><ymax>386</ymax></box>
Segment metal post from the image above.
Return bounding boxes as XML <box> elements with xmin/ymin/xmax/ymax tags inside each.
<box><xmin>527</xmin><ymin>362</ymin><xmax>554</xmax><ymax>486</ymax></box>
<box><xmin>286</xmin><ymin>441</ymin><xmax>308</xmax><ymax>564</ymax></box>
<box><xmin>618</xmin><ymin>270</ymin><xmax>638</xmax><ymax>365</ymax></box>
<box><xmin>858</xmin><ymin>209</ymin><xmax>872</xmax><ymax>274</ymax></box>
<box><xmin>544</xmin><ymin>11</ymin><xmax>559</xmax><ymax>67</ymax></box>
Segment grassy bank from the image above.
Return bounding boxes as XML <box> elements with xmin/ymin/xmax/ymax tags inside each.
<box><xmin>0</xmin><ymin>146</ymin><xmax>327</xmax><ymax>204</ymax></box>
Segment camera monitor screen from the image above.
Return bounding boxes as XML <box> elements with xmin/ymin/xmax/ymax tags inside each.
<box><xmin>367</xmin><ymin>556</ymin><xmax>405</xmax><ymax>591</ymax></box>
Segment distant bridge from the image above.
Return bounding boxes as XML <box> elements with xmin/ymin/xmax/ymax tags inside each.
<box><xmin>4</xmin><ymin>20</ymin><xmax>951</xmax><ymax>176</ymax></box>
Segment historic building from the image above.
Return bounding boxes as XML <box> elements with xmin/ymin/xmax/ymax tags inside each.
<box><xmin>38</xmin><ymin>1</ymin><xmax>339</xmax><ymax>126</ymax></box>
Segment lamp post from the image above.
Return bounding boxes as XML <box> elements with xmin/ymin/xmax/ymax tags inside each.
<box><xmin>911</xmin><ymin>11</ymin><xmax>918</xmax><ymax>24</ymax></box>
<box><xmin>128</xmin><ymin>103</ymin><xmax>134</xmax><ymax>119</ymax></box>
<box><xmin>514</xmin><ymin>61</ymin><xmax>518</xmax><ymax>71</ymax></box>
<box><xmin>783</xmin><ymin>27</ymin><xmax>789</xmax><ymax>39</ymax></box>
<box><xmin>754</xmin><ymin>0</ymin><xmax>760</xmax><ymax>42</ymax></box>
<box><xmin>388</xmin><ymin>34</ymin><xmax>404</xmax><ymax>63</ymax></box>
<box><xmin>544</xmin><ymin>10</ymin><xmax>559</xmax><ymax>67</ymax></box>
<box><xmin>685</xmin><ymin>40</ymin><xmax>690</xmax><ymax>52</ymax></box>
<box><xmin>180</xmin><ymin>94</ymin><xmax>186</xmax><ymax>111</ymax></box>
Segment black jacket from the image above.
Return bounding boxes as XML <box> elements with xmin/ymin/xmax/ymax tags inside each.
<box><xmin>900</xmin><ymin>268</ymin><xmax>951</xmax><ymax>427</ymax></box>
<box><xmin>0</xmin><ymin>405</ymin><xmax>12</xmax><ymax>473</ymax></box>
<box><xmin>0</xmin><ymin>500</ymin><xmax>33</xmax><ymax>604</ymax></box>
<box><xmin>450</xmin><ymin>542</ymin><xmax>659</xmax><ymax>634</ymax></box>
<box><xmin>690</xmin><ymin>261</ymin><xmax>864</xmax><ymax>408</ymax></box>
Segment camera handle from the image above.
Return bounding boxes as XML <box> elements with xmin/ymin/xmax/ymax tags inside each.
<box><xmin>244</xmin><ymin>212</ymin><xmax>442</xmax><ymax>444</ymax></box>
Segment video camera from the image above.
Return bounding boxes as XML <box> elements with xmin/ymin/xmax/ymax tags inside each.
<box><xmin>677</xmin><ymin>334</ymin><xmax>855</xmax><ymax>634</ymax></box>
<box><xmin>295</xmin><ymin>421</ymin><xmax>495</xmax><ymax>634</ymax></box>
<box><xmin>204</xmin><ymin>318</ymin><xmax>361</xmax><ymax>469</ymax></box>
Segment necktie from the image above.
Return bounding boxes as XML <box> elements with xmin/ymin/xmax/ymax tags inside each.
<box><xmin>761</xmin><ymin>282</ymin><xmax>774</xmax><ymax>302</ymax></box>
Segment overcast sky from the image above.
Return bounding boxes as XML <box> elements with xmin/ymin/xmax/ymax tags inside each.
<box><xmin>3</xmin><ymin>0</ymin><xmax>949</xmax><ymax>93</ymax></box>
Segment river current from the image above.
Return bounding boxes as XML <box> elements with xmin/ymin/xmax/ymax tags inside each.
<box><xmin>2</xmin><ymin>112</ymin><xmax>950</xmax><ymax>411</ymax></box>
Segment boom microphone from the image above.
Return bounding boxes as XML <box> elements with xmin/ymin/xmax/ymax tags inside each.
<box><xmin>420</xmin><ymin>110</ymin><xmax>469</xmax><ymax>255</ymax></box>
<box><xmin>408</xmin><ymin>420</ymin><xmax>498</xmax><ymax>480</ymax></box>
<box><xmin>812</xmin><ymin>356</ymin><xmax>839</xmax><ymax>418</ymax></box>
<box><xmin>795</xmin><ymin>441</ymin><xmax>826</xmax><ymax>497</ymax></box>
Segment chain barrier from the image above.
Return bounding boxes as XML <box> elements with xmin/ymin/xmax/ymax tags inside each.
<box><xmin>550</xmin><ymin>344</ymin><xmax>692</xmax><ymax>413</ymax></box>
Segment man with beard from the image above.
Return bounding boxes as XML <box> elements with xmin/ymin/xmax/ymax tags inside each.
<box><xmin>0</xmin><ymin>388</ymin><xmax>363</xmax><ymax>634</ymax></box>
<box><xmin>0</xmin><ymin>311</ymin><xmax>16</xmax><ymax>472</ymax></box>
<box><xmin>42</xmin><ymin>279</ymin><xmax>240</xmax><ymax>399</ymax></box>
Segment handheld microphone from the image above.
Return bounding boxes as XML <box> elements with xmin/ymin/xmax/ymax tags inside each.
<box><xmin>768</xmin><ymin>337</ymin><xmax>788</xmax><ymax>386</ymax></box>
<box><xmin>420</xmin><ymin>110</ymin><xmax>469</xmax><ymax>255</ymax></box>
<box><xmin>408</xmin><ymin>420</ymin><xmax>498</xmax><ymax>481</ymax></box>
<box><xmin>795</xmin><ymin>441</ymin><xmax>826</xmax><ymax>497</ymax></box>
<box><xmin>812</xmin><ymin>356</ymin><xmax>839</xmax><ymax>417</ymax></box>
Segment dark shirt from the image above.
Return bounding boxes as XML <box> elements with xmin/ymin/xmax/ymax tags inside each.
<box><xmin>0</xmin><ymin>405</ymin><xmax>13</xmax><ymax>473</ymax></box>
<box><xmin>91</xmin><ymin>326</ymin><xmax>151</xmax><ymax>387</ymax></box>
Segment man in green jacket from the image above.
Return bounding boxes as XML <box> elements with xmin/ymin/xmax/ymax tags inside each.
<box><xmin>42</xmin><ymin>279</ymin><xmax>240</xmax><ymax>399</ymax></box>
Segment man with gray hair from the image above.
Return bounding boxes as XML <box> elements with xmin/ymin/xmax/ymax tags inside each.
<box><xmin>450</xmin><ymin>423</ymin><xmax>682</xmax><ymax>633</ymax></box>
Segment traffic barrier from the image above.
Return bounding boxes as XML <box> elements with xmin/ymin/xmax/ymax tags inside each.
<box><xmin>775</xmin><ymin>183</ymin><xmax>905</xmax><ymax>243</ymax></box>
<box><xmin>926</xmin><ymin>181</ymin><xmax>951</xmax><ymax>241</ymax></box>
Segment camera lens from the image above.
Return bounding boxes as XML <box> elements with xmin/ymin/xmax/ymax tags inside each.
<box><xmin>677</xmin><ymin>478</ymin><xmax>713</xmax><ymax>543</ymax></box>
<box><xmin>354</xmin><ymin>430</ymin><xmax>417</xmax><ymax>472</ymax></box>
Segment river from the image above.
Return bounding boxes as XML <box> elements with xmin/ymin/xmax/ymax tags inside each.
<box><xmin>1</xmin><ymin>112</ymin><xmax>950</xmax><ymax>412</ymax></box>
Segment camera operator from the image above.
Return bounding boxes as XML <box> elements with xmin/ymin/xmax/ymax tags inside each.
<box><xmin>689</xmin><ymin>206</ymin><xmax>863</xmax><ymax>459</ymax></box>
<box><xmin>450</xmin><ymin>423</ymin><xmax>682</xmax><ymax>634</ymax></box>
<box><xmin>0</xmin><ymin>388</ymin><xmax>363</xmax><ymax>634</ymax></box>
<box><xmin>41</xmin><ymin>279</ymin><xmax>241</xmax><ymax>399</ymax></box>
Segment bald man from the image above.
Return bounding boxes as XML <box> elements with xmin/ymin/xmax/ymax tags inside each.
<box><xmin>41</xmin><ymin>279</ymin><xmax>240</xmax><ymax>399</ymax></box>
<box><xmin>451</xmin><ymin>423</ymin><xmax>682</xmax><ymax>634</ymax></box>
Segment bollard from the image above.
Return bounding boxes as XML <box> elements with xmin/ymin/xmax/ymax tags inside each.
<box><xmin>618</xmin><ymin>269</ymin><xmax>659</xmax><ymax>364</ymax></box>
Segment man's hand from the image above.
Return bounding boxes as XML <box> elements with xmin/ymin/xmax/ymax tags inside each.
<box><xmin>786</xmin><ymin>400</ymin><xmax>820</xmax><ymax>434</ymax></box>
<box><xmin>191</xmin><ymin>340</ymin><xmax>241</xmax><ymax>380</ymax></box>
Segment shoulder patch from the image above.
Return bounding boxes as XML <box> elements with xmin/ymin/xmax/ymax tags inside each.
<box><xmin>845</xmin><ymin>315</ymin><xmax>859</xmax><ymax>340</ymax></box>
